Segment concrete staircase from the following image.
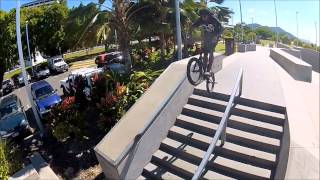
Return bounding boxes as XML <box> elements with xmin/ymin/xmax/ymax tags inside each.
<box><xmin>140</xmin><ymin>88</ymin><xmax>288</xmax><ymax>179</ymax></box>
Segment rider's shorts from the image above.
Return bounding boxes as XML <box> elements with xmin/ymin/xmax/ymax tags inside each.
<box><xmin>203</xmin><ymin>35</ymin><xmax>219</xmax><ymax>53</ymax></box>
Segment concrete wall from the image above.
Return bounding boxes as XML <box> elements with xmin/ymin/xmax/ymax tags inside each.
<box><xmin>273</xmin><ymin>112</ymin><xmax>290</xmax><ymax>179</ymax></box>
<box><xmin>270</xmin><ymin>49</ymin><xmax>312</xmax><ymax>82</ymax></box>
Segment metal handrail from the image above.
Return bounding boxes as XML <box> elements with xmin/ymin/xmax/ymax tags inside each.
<box><xmin>192</xmin><ymin>68</ymin><xmax>243</xmax><ymax>180</ymax></box>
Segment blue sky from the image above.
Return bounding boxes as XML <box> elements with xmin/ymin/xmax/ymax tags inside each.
<box><xmin>1</xmin><ymin>0</ymin><xmax>319</xmax><ymax>45</ymax></box>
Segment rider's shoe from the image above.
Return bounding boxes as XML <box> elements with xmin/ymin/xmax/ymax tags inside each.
<box><xmin>204</xmin><ymin>71</ymin><xmax>211</xmax><ymax>77</ymax></box>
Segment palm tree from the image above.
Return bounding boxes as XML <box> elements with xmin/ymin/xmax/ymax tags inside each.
<box><xmin>96</xmin><ymin>0</ymin><xmax>152</xmax><ymax>69</ymax></box>
<box><xmin>210</xmin><ymin>6</ymin><xmax>233</xmax><ymax>24</ymax></box>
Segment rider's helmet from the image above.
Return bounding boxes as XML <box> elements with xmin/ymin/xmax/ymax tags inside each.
<box><xmin>199</xmin><ymin>8</ymin><xmax>211</xmax><ymax>17</ymax></box>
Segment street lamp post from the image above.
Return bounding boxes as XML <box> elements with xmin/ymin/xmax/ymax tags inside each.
<box><xmin>25</xmin><ymin>20</ymin><xmax>35</xmax><ymax>76</ymax></box>
<box><xmin>16</xmin><ymin>0</ymin><xmax>44</xmax><ymax>136</ymax></box>
<box><xmin>175</xmin><ymin>0</ymin><xmax>182</xmax><ymax>60</ymax></box>
<box><xmin>238</xmin><ymin>0</ymin><xmax>244</xmax><ymax>43</ymax></box>
<box><xmin>273</xmin><ymin>0</ymin><xmax>279</xmax><ymax>47</ymax></box>
<box><xmin>296</xmin><ymin>11</ymin><xmax>299</xmax><ymax>46</ymax></box>
<box><xmin>315</xmin><ymin>21</ymin><xmax>318</xmax><ymax>51</ymax></box>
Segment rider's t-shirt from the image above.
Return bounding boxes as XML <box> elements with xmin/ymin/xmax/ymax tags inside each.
<box><xmin>192</xmin><ymin>15</ymin><xmax>222</xmax><ymax>52</ymax></box>
<box><xmin>192</xmin><ymin>15</ymin><xmax>222</xmax><ymax>35</ymax></box>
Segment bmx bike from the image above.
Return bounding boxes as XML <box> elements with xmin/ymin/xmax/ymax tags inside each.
<box><xmin>186</xmin><ymin>50</ymin><xmax>216</xmax><ymax>93</ymax></box>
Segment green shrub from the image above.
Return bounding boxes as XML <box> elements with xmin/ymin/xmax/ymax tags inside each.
<box><xmin>46</xmin><ymin>97</ymin><xmax>87</xmax><ymax>142</ymax></box>
<box><xmin>0</xmin><ymin>140</ymin><xmax>9</xmax><ymax>180</ymax></box>
<box><xmin>0</xmin><ymin>140</ymin><xmax>22</xmax><ymax>178</ymax></box>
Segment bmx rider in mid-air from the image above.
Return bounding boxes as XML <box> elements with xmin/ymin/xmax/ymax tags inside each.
<box><xmin>190</xmin><ymin>8</ymin><xmax>223</xmax><ymax>76</ymax></box>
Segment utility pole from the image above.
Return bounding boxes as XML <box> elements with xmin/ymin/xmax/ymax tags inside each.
<box><xmin>16</xmin><ymin>0</ymin><xmax>44</xmax><ymax>136</ymax></box>
<box><xmin>175</xmin><ymin>0</ymin><xmax>182</xmax><ymax>60</ymax></box>
<box><xmin>274</xmin><ymin>0</ymin><xmax>279</xmax><ymax>47</ymax></box>
<box><xmin>238</xmin><ymin>0</ymin><xmax>244</xmax><ymax>43</ymax></box>
<box><xmin>296</xmin><ymin>11</ymin><xmax>299</xmax><ymax>47</ymax></box>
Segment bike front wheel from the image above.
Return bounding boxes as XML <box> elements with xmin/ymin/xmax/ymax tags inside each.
<box><xmin>206</xmin><ymin>73</ymin><xmax>215</xmax><ymax>93</ymax></box>
<box><xmin>187</xmin><ymin>57</ymin><xmax>203</xmax><ymax>85</ymax></box>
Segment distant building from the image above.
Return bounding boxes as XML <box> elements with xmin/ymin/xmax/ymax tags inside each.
<box><xmin>22</xmin><ymin>0</ymin><xmax>60</xmax><ymax>8</ymax></box>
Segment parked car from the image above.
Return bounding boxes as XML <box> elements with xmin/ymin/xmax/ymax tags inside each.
<box><xmin>95</xmin><ymin>51</ymin><xmax>125</xmax><ymax>68</ymax></box>
<box><xmin>60</xmin><ymin>67</ymin><xmax>103</xmax><ymax>97</ymax></box>
<box><xmin>1</xmin><ymin>79</ymin><xmax>14</xmax><ymax>95</ymax></box>
<box><xmin>47</xmin><ymin>56</ymin><xmax>68</xmax><ymax>73</ymax></box>
<box><xmin>34</xmin><ymin>63</ymin><xmax>50</xmax><ymax>80</ymax></box>
<box><xmin>0</xmin><ymin>94</ymin><xmax>33</xmax><ymax>139</ymax></box>
<box><xmin>31</xmin><ymin>80</ymin><xmax>61</xmax><ymax>118</ymax></box>
<box><xmin>15</xmin><ymin>72</ymin><xmax>31</xmax><ymax>86</ymax></box>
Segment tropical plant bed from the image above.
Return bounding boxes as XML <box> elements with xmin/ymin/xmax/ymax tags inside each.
<box><xmin>15</xmin><ymin>68</ymin><xmax>163</xmax><ymax>179</ymax></box>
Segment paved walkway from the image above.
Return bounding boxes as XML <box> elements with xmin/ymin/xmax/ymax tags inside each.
<box><xmin>198</xmin><ymin>46</ymin><xmax>319</xmax><ymax>179</ymax></box>
<box><xmin>198</xmin><ymin>46</ymin><xmax>285</xmax><ymax>106</ymax></box>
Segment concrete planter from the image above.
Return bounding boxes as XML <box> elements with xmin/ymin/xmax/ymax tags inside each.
<box><xmin>246</xmin><ymin>44</ymin><xmax>256</xmax><ymax>51</ymax></box>
<box><xmin>237</xmin><ymin>44</ymin><xmax>257</xmax><ymax>52</ymax></box>
<box><xmin>237</xmin><ymin>44</ymin><xmax>246</xmax><ymax>52</ymax></box>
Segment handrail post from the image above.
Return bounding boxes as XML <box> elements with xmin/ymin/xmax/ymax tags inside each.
<box><xmin>220</xmin><ymin>118</ymin><xmax>227</xmax><ymax>146</ymax></box>
<box><xmin>239</xmin><ymin>70</ymin><xmax>243</xmax><ymax>97</ymax></box>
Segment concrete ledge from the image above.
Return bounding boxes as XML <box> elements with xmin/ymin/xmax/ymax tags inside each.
<box><xmin>9</xmin><ymin>164</ymin><xmax>40</xmax><ymax>180</ymax></box>
<box><xmin>270</xmin><ymin>48</ymin><xmax>312</xmax><ymax>82</ymax></box>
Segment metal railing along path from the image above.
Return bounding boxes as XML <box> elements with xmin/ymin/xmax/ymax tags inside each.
<box><xmin>192</xmin><ymin>68</ymin><xmax>244</xmax><ymax>180</ymax></box>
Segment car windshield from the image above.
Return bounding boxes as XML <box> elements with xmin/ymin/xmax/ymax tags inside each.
<box><xmin>54</xmin><ymin>59</ymin><xmax>62</xmax><ymax>63</ymax></box>
<box><xmin>0</xmin><ymin>101</ymin><xmax>18</xmax><ymax>118</ymax></box>
<box><xmin>0</xmin><ymin>113</ymin><xmax>25</xmax><ymax>132</ymax></box>
<box><xmin>35</xmin><ymin>85</ymin><xmax>54</xmax><ymax>99</ymax></box>
<box><xmin>37</xmin><ymin>65</ymin><xmax>48</xmax><ymax>71</ymax></box>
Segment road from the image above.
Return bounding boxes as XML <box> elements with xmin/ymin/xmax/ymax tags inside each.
<box><xmin>2</xmin><ymin>59</ymin><xmax>96</xmax><ymax>130</ymax></box>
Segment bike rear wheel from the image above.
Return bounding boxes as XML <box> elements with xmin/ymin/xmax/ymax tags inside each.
<box><xmin>206</xmin><ymin>72</ymin><xmax>215</xmax><ymax>93</ymax></box>
<box><xmin>187</xmin><ymin>57</ymin><xmax>203</xmax><ymax>85</ymax></box>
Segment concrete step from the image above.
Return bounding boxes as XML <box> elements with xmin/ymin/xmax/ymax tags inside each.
<box><xmin>30</xmin><ymin>152</ymin><xmax>59</xmax><ymax>180</ymax></box>
<box><xmin>157</xmin><ymin>137</ymin><xmax>268</xmax><ymax>179</ymax></box>
<box><xmin>174</xmin><ymin>115</ymin><xmax>280</xmax><ymax>154</ymax></box>
<box><xmin>160</xmin><ymin>138</ymin><xmax>234</xmax><ymax>179</ymax></box>
<box><xmin>150</xmin><ymin>151</ymin><xmax>198</xmax><ymax>179</ymax></box>
<box><xmin>188</xmin><ymin>94</ymin><xmax>285</xmax><ymax>127</ymax></box>
<box><xmin>168</xmin><ymin>124</ymin><xmax>277</xmax><ymax>170</ymax></box>
<box><xmin>9</xmin><ymin>164</ymin><xmax>40</xmax><ymax>180</ymax></box>
<box><xmin>193</xmin><ymin>89</ymin><xmax>286</xmax><ymax>114</ymax></box>
<box><xmin>141</xmin><ymin>162</ymin><xmax>180</xmax><ymax>180</ymax></box>
<box><xmin>177</xmin><ymin>113</ymin><xmax>280</xmax><ymax>147</ymax></box>
<box><xmin>186</xmin><ymin>96</ymin><xmax>285</xmax><ymax>127</ymax></box>
<box><xmin>182</xmin><ymin>102</ymin><xmax>283</xmax><ymax>139</ymax></box>
<box><xmin>189</xmin><ymin>94</ymin><xmax>285</xmax><ymax>119</ymax></box>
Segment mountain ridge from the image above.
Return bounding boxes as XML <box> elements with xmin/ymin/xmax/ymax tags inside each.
<box><xmin>247</xmin><ymin>23</ymin><xmax>296</xmax><ymax>39</ymax></box>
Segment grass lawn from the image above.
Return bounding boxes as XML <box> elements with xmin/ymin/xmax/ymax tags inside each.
<box><xmin>215</xmin><ymin>42</ymin><xmax>225</xmax><ymax>54</ymax></box>
<box><xmin>63</xmin><ymin>46</ymin><xmax>105</xmax><ymax>62</ymax></box>
<box><xmin>4</xmin><ymin>67</ymin><xmax>32</xmax><ymax>80</ymax></box>
<box><xmin>260</xmin><ymin>39</ymin><xmax>274</xmax><ymax>47</ymax></box>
